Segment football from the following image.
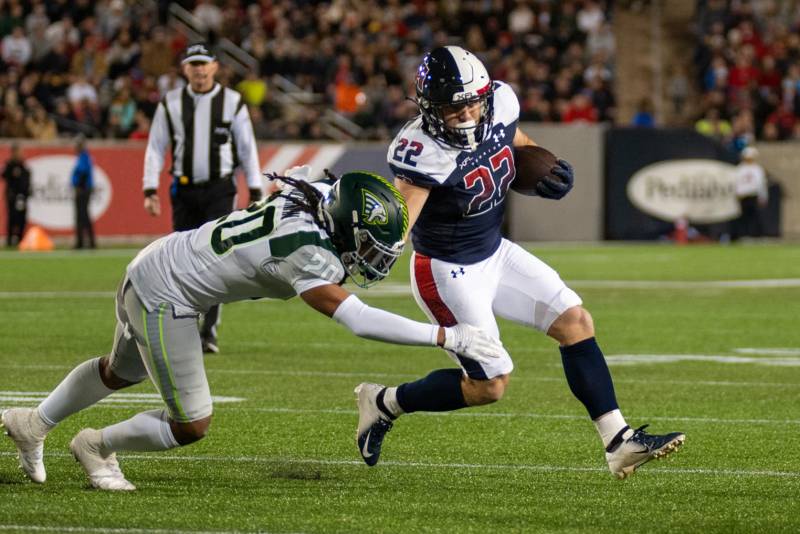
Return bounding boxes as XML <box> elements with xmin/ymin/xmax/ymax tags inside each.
<box><xmin>510</xmin><ymin>145</ymin><xmax>560</xmax><ymax>196</ymax></box>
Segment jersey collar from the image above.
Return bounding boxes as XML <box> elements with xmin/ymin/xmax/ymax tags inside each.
<box><xmin>187</xmin><ymin>82</ymin><xmax>221</xmax><ymax>100</ymax></box>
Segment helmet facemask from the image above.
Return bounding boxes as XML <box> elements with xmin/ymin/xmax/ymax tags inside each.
<box><xmin>321</xmin><ymin>172</ymin><xmax>408</xmax><ymax>289</ymax></box>
<box><xmin>340</xmin><ymin>224</ymin><xmax>404</xmax><ymax>288</ymax></box>
<box><xmin>419</xmin><ymin>92</ymin><xmax>494</xmax><ymax>151</ymax></box>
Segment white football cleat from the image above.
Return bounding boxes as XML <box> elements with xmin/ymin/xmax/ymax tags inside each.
<box><xmin>606</xmin><ymin>424</ymin><xmax>685</xmax><ymax>479</ymax></box>
<box><xmin>354</xmin><ymin>382</ymin><xmax>394</xmax><ymax>467</ymax></box>
<box><xmin>1</xmin><ymin>408</ymin><xmax>50</xmax><ymax>483</ymax></box>
<box><xmin>70</xmin><ymin>428</ymin><xmax>136</xmax><ymax>491</ymax></box>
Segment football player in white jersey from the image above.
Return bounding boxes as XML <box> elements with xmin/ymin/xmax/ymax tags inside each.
<box><xmin>354</xmin><ymin>46</ymin><xmax>685</xmax><ymax>478</ymax></box>
<box><xmin>0</xmin><ymin>170</ymin><xmax>508</xmax><ymax>491</ymax></box>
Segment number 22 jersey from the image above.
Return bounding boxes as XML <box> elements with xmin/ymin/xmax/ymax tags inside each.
<box><xmin>387</xmin><ymin>81</ymin><xmax>520</xmax><ymax>264</ymax></box>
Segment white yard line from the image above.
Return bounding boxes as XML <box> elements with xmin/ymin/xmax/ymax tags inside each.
<box><xmin>606</xmin><ymin>354</ymin><xmax>800</xmax><ymax>366</ymax></box>
<box><xmin>0</xmin><ymin>527</ymin><xmax>260</xmax><ymax>534</ymax></box>
<box><xmin>0</xmin><ymin>451</ymin><xmax>795</xmax><ymax>479</ymax></box>
<box><xmin>1</xmin><ymin>399</ymin><xmax>796</xmax><ymax>426</ymax></box>
<box><xmin>2</xmin><ymin>278</ymin><xmax>800</xmax><ymax>300</ymax></box>
<box><xmin>1</xmin><ymin>363</ymin><xmax>797</xmax><ymax>388</ymax></box>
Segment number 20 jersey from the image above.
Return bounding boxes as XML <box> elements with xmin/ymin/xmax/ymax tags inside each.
<box><xmin>127</xmin><ymin>184</ymin><xmax>344</xmax><ymax>316</ymax></box>
<box><xmin>387</xmin><ymin>81</ymin><xmax>519</xmax><ymax>264</ymax></box>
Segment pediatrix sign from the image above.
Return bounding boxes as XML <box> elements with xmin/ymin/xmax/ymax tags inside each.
<box><xmin>626</xmin><ymin>159</ymin><xmax>740</xmax><ymax>224</ymax></box>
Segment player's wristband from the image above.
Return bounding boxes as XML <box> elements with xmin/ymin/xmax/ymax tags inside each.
<box><xmin>144</xmin><ymin>188</ymin><xmax>157</xmax><ymax>198</ymax></box>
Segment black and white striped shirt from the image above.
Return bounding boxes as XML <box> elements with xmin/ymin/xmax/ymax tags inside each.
<box><xmin>143</xmin><ymin>83</ymin><xmax>261</xmax><ymax>189</ymax></box>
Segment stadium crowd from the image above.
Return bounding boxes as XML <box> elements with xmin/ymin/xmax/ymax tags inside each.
<box><xmin>0</xmin><ymin>0</ymin><xmax>615</xmax><ymax>141</ymax></box>
<box><xmin>694</xmin><ymin>0</ymin><xmax>800</xmax><ymax>147</ymax></box>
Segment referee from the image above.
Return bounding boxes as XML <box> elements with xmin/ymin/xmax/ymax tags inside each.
<box><xmin>142</xmin><ymin>43</ymin><xmax>263</xmax><ymax>354</ymax></box>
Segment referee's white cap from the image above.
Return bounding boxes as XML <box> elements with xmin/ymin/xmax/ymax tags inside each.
<box><xmin>182</xmin><ymin>43</ymin><xmax>216</xmax><ymax>65</ymax></box>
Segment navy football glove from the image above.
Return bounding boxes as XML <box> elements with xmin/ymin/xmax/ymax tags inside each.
<box><xmin>535</xmin><ymin>159</ymin><xmax>574</xmax><ymax>200</ymax></box>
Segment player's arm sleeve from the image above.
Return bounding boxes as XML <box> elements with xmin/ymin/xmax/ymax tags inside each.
<box><xmin>231</xmin><ymin>100</ymin><xmax>262</xmax><ymax>189</ymax></box>
<box><xmin>333</xmin><ymin>294</ymin><xmax>439</xmax><ymax>346</ymax></box>
<box><xmin>143</xmin><ymin>102</ymin><xmax>170</xmax><ymax>192</ymax></box>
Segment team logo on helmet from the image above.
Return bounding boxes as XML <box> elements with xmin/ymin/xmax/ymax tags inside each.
<box><xmin>362</xmin><ymin>190</ymin><xmax>388</xmax><ymax>225</ymax></box>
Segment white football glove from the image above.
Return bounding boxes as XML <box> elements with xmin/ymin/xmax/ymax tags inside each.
<box><xmin>266</xmin><ymin>165</ymin><xmax>319</xmax><ymax>194</ymax></box>
<box><xmin>442</xmin><ymin>324</ymin><xmax>508</xmax><ymax>365</ymax></box>
<box><xmin>284</xmin><ymin>164</ymin><xmax>318</xmax><ymax>181</ymax></box>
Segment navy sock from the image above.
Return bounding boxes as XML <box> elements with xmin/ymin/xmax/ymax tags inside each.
<box><xmin>560</xmin><ymin>337</ymin><xmax>619</xmax><ymax>419</ymax></box>
<box><xmin>396</xmin><ymin>369</ymin><xmax>467</xmax><ymax>413</ymax></box>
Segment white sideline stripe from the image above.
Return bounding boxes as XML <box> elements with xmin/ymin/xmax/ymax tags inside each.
<box><xmin>734</xmin><ymin>347</ymin><xmax>800</xmax><ymax>356</ymax></box>
<box><xmin>1</xmin><ymin>401</ymin><xmax>796</xmax><ymax>426</ymax></box>
<box><xmin>0</xmin><ymin>393</ymin><xmax>244</xmax><ymax>404</ymax></box>
<box><xmin>3</xmin><ymin>277</ymin><xmax>800</xmax><ymax>300</ymax></box>
<box><xmin>0</xmin><ymin>451</ymin><xmax>796</xmax><ymax>479</ymax></box>
<box><xmin>607</xmin><ymin>354</ymin><xmax>800</xmax><ymax>367</ymax></box>
<box><xmin>233</xmin><ymin>407</ymin><xmax>800</xmax><ymax>426</ymax></box>
<box><xmin>0</xmin><ymin>291</ymin><xmax>115</xmax><ymax>298</ymax></box>
<box><xmin>1</xmin><ymin>364</ymin><xmax>798</xmax><ymax>388</ymax></box>
<box><xmin>570</xmin><ymin>279</ymin><xmax>800</xmax><ymax>288</ymax></box>
<box><xmin>0</xmin><ymin>527</ymin><xmax>255</xmax><ymax>534</ymax></box>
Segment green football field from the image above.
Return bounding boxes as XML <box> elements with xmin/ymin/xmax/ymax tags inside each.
<box><xmin>1</xmin><ymin>243</ymin><xmax>799</xmax><ymax>533</ymax></box>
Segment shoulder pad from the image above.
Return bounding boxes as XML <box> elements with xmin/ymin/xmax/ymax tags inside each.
<box><xmin>492</xmin><ymin>81</ymin><xmax>520</xmax><ymax>127</ymax></box>
<box><xmin>387</xmin><ymin>118</ymin><xmax>457</xmax><ymax>186</ymax></box>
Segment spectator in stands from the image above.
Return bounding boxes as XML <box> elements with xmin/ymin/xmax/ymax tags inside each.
<box><xmin>140</xmin><ymin>27</ymin><xmax>174</xmax><ymax>77</ymax></box>
<box><xmin>107</xmin><ymin>87</ymin><xmax>137</xmax><ymax>138</ymax></box>
<box><xmin>0</xmin><ymin>0</ymin><xmax>617</xmax><ymax>142</ymax></box>
<box><xmin>25</xmin><ymin>3</ymin><xmax>49</xmax><ymax>35</ymax></box>
<box><xmin>44</xmin><ymin>15</ymin><xmax>79</xmax><ymax>49</ymax></box>
<box><xmin>667</xmin><ymin>65</ymin><xmax>689</xmax><ymax>117</ymax></box>
<box><xmin>1</xmin><ymin>106</ymin><xmax>28</xmax><ymax>138</ymax></box>
<box><xmin>70</xmin><ymin>35</ymin><xmax>108</xmax><ymax>82</ymax></box>
<box><xmin>128</xmin><ymin>111</ymin><xmax>150</xmax><ymax>141</ymax></box>
<box><xmin>25</xmin><ymin>102</ymin><xmax>57</xmax><ymax>140</ymax></box>
<box><xmin>2</xmin><ymin>26</ymin><xmax>32</xmax><ymax>67</ymax></box>
<box><xmin>106</xmin><ymin>29</ymin><xmax>140</xmax><ymax>79</ymax></box>
<box><xmin>695</xmin><ymin>107</ymin><xmax>732</xmax><ymax>142</ymax></box>
<box><xmin>562</xmin><ymin>92</ymin><xmax>599</xmax><ymax>123</ymax></box>
<box><xmin>632</xmin><ymin>98</ymin><xmax>656</xmax><ymax>127</ymax></box>
<box><xmin>764</xmin><ymin>101</ymin><xmax>797</xmax><ymax>140</ymax></box>
<box><xmin>157</xmin><ymin>67</ymin><xmax>186</xmax><ymax>98</ymax></box>
<box><xmin>236</xmin><ymin>71</ymin><xmax>267</xmax><ymax>107</ymax></box>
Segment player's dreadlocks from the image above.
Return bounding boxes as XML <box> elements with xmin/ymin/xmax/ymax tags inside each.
<box><xmin>264</xmin><ymin>170</ymin><xmax>338</xmax><ymax>236</ymax></box>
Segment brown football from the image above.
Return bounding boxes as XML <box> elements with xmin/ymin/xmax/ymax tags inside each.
<box><xmin>511</xmin><ymin>145</ymin><xmax>559</xmax><ymax>196</ymax></box>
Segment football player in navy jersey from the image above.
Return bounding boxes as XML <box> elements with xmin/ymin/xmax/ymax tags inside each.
<box><xmin>353</xmin><ymin>46</ymin><xmax>685</xmax><ymax>478</ymax></box>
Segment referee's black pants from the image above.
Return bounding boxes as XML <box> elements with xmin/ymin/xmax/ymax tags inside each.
<box><xmin>170</xmin><ymin>178</ymin><xmax>238</xmax><ymax>342</ymax></box>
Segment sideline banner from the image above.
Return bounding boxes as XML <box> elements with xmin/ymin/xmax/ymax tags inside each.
<box><xmin>0</xmin><ymin>143</ymin><xmax>346</xmax><ymax>238</ymax></box>
<box><xmin>605</xmin><ymin>128</ymin><xmax>781</xmax><ymax>239</ymax></box>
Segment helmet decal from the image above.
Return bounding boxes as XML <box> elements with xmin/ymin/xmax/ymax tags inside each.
<box><xmin>362</xmin><ymin>189</ymin><xmax>388</xmax><ymax>225</ymax></box>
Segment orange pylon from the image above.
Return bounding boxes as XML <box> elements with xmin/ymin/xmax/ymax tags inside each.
<box><xmin>18</xmin><ymin>225</ymin><xmax>55</xmax><ymax>251</ymax></box>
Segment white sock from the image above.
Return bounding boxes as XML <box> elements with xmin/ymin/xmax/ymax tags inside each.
<box><xmin>593</xmin><ymin>409</ymin><xmax>631</xmax><ymax>448</ymax></box>
<box><xmin>381</xmin><ymin>387</ymin><xmax>404</xmax><ymax>417</ymax></box>
<box><xmin>38</xmin><ymin>358</ymin><xmax>114</xmax><ymax>426</ymax></box>
<box><xmin>101</xmin><ymin>409</ymin><xmax>180</xmax><ymax>453</ymax></box>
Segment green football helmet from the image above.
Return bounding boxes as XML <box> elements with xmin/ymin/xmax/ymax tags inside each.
<box><xmin>321</xmin><ymin>171</ymin><xmax>409</xmax><ymax>288</ymax></box>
